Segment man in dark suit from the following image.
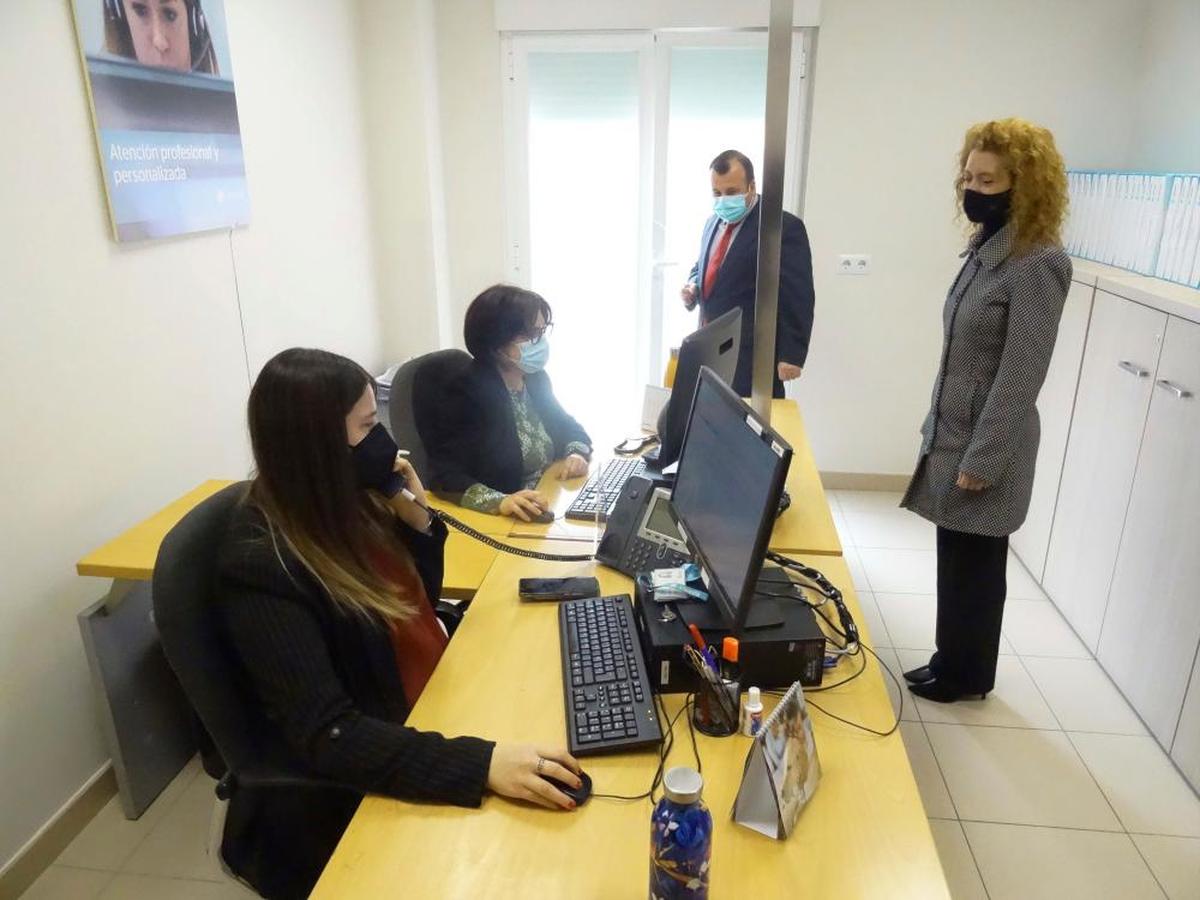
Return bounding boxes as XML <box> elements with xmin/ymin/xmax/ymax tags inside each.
<box><xmin>681</xmin><ymin>150</ymin><xmax>815</xmax><ymax>398</ymax></box>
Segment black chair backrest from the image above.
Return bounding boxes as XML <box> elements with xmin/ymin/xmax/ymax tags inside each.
<box><xmin>153</xmin><ymin>482</ymin><xmax>258</xmax><ymax>776</ymax></box>
<box><xmin>389</xmin><ymin>348</ymin><xmax>471</xmax><ymax>479</ymax></box>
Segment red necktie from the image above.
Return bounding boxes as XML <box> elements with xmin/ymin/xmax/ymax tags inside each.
<box><xmin>703</xmin><ymin>223</ymin><xmax>735</xmax><ymax>298</ymax></box>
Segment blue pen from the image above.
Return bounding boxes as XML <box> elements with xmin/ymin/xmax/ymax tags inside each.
<box><xmin>703</xmin><ymin>647</ymin><xmax>720</xmax><ymax>673</ymax></box>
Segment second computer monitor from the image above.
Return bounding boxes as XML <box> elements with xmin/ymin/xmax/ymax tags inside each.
<box><xmin>670</xmin><ymin>366</ymin><xmax>793</xmax><ymax>632</ymax></box>
<box><xmin>649</xmin><ymin>307</ymin><xmax>741</xmax><ymax>471</ymax></box>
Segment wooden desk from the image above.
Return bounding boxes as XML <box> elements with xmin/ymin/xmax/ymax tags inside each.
<box><xmin>77</xmin><ymin>480</ymin><xmax>495</xmax><ymax>597</ymax></box>
<box><xmin>769</xmin><ymin>401</ymin><xmax>842</xmax><ymax>557</ymax></box>
<box><xmin>77</xmin><ymin>480</ymin><xmax>237</xmax><ymax>580</ymax></box>
<box><xmin>509</xmin><ymin>399</ymin><xmax>842</xmax><ymax>558</ymax></box>
<box><xmin>314</xmin><ymin>543</ymin><xmax>948</xmax><ymax>899</ymax></box>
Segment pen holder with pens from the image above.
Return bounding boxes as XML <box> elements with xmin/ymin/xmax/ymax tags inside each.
<box><xmin>692</xmin><ymin>677</ymin><xmax>740</xmax><ymax>737</ymax></box>
<box><xmin>684</xmin><ymin>644</ymin><xmax>740</xmax><ymax>737</ymax></box>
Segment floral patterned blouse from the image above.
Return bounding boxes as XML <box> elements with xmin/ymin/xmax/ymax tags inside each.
<box><xmin>461</xmin><ymin>388</ymin><xmax>591</xmax><ymax>512</ymax></box>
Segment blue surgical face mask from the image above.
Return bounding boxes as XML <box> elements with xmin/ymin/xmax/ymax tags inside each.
<box><xmin>713</xmin><ymin>193</ymin><xmax>749</xmax><ymax>224</ymax></box>
<box><xmin>516</xmin><ymin>337</ymin><xmax>550</xmax><ymax>374</ymax></box>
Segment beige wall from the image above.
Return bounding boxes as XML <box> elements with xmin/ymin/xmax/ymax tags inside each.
<box><xmin>0</xmin><ymin>0</ymin><xmax>382</xmax><ymax>870</ymax></box>
<box><xmin>358</xmin><ymin>0</ymin><xmax>454</xmax><ymax>361</ymax></box>
<box><xmin>794</xmin><ymin>0</ymin><xmax>1146</xmax><ymax>475</ymax></box>
<box><xmin>1129</xmin><ymin>0</ymin><xmax>1200</xmax><ymax>172</ymax></box>
<box><xmin>434</xmin><ymin>0</ymin><xmax>509</xmax><ymax>333</ymax></box>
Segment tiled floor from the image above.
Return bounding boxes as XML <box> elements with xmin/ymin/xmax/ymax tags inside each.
<box><xmin>830</xmin><ymin>489</ymin><xmax>1200</xmax><ymax>899</ymax></box>
<box><xmin>20</xmin><ymin>758</ymin><xmax>250</xmax><ymax>899</ymax></box>
<box><xmin>19</xmin><ymin>489</ymin><xmax>1200</xmax><ymax>898</ymax></box>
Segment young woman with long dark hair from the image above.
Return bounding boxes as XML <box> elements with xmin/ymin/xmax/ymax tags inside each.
<box><xmin>216</xmin><ymin>348</ymin><xmax>581</xmax><ymax>899</ymax></box>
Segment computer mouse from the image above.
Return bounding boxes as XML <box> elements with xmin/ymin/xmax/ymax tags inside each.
<box><xmin>531</xmin><ymin>508</ymin><xmax>556</xmax><ymax>524</ymax></box>
<box><xmin>541</xmin><ymin>770</ymin><xmax>592</xmax><ymax>806</ymax></box>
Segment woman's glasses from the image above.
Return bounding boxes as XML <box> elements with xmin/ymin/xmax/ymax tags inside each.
<box><xmin>524</xmin><ymin>322</ymin><xmax>553</xmax><ymax>345</ymax></box>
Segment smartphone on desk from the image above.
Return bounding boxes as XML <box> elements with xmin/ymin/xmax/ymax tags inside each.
<box><xmin>518</xmin><ymin>577</ymin><xmax>601</xmax><ymax>602</ymax></box>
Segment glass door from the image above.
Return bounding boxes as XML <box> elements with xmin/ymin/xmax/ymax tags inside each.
<box><xmin>504</xmin><ymin>35</ymin><xmax>654</xmax><ymax>440</ymax></box>
<box><xmin>504</xmin><ymin>31</ymin><xmax>808</xmax><ymax>437</ymax></box>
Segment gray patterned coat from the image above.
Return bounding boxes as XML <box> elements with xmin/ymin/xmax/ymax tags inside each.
<box><xmin>901</xmin><ymin>224</ymin><xmax>1072</xmax><ymax>537</ymax></box>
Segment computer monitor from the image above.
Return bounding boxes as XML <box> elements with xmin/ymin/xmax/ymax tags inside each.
<box><xmin>670</xmin><ymin>367</ymin><xmax>793</xmax><ymax>632</ymax></box>
<box><xmin>646</xmin><ymin>308</ymin><xmax>741</xmax><ymax>471</ymax></box>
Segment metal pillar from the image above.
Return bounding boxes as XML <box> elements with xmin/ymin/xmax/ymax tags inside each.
<box><xmin>750</xmin><ymin>0</ymin><xmax>794</xmax><ymax>421</ymax></box>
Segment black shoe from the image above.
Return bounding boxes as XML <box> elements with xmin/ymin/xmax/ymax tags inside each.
<box><xmin>908</xmin><ymin>680</ymin><xmax>988</xmax><ymax>704</ymax></box>
<box><xmin>903</xmin><ymin>665</ymin><xmax>936</xmax><ymax>685</ymax></box>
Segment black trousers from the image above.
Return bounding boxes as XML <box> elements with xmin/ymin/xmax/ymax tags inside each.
<box><xmin>929</xmin><ymin>526</ymin><xmax>1009</xmax><ymax>693</ymax></box>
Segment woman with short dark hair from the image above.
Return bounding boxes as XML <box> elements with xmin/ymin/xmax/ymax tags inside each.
<box><xmin>216</xmin><ymin>348</ymin><xmax>582</xmax><ymax>898</ymax></box>
<box><xmin>416</xmin><ymin>284</ymin><xmax>593</xmax><ymax>521</ymax></box>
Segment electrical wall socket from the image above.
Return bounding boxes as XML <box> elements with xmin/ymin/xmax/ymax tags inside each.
<box><xmin>837</xmin><ymin>254</ymin><xmax>871</xmax><ymax>275</ymax></box>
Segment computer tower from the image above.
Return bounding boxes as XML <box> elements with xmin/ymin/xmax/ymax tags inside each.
<box><xmin>633</xmin><ymin>569</ymin><xmax>827</xmax><ymax>693</ymax></box>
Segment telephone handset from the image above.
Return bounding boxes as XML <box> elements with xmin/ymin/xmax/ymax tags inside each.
<box><xmin>595</xmin><ymin>475</ymin><xmax>691</xmax><ymax>577</ymax></box>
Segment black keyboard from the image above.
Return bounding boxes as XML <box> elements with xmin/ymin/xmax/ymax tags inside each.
<box><xmin>564</xmin><ymin>457</ymin><xmax>647</xmax><ymax>522</ymax></box>
<box><xmin>558</xmin><ymin>595</ymin><xmax>663</xmax><ymax>755</ymax></box>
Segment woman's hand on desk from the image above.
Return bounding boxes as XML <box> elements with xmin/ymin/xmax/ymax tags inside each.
<box><xmin>499</xmin><ymin>490</ymin><xmax>549</xmax><ymax>522</ymax></box>
<box><xmin>487</xmin><ymin>743</ymin><xmax>582</xmax><ymax>810</ymax></box>
<box><xmin>558</xmin><ymin>453</ymin><xmax>590</xmax><ymax>480</ymax></box>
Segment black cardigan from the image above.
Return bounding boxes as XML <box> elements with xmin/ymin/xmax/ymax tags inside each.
<box><xmin>414</xmin><ymin>356</ymin><xmax>592</xmax><ymax>499</ymax></box>
<box><xmin>215</xmin><ymin>501</ymin><xmax>494</xmax><ymax>899</ymax></box>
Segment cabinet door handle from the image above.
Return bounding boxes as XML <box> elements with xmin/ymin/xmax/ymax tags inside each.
<box><xmin>1117</xmin><ymin>360</ymin><xmax>1150</xmax><ymax>378</ymax></box>
<box><xmin>1155</xmin><ymin>379</ymin><xmax>1194</xmax><ymax>399</ymax></box>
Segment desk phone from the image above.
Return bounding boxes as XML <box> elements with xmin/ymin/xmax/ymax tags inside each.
<box><xmin>595</xmin><ymin>476</ymin><xmax>690</xmax><ymax>577</ymax></box>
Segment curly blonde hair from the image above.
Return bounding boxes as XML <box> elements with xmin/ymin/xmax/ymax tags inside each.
<box><xmin>956</xmin><ymin>118</ymin><xmax>1068</xmax><ymax>254</ymax></box>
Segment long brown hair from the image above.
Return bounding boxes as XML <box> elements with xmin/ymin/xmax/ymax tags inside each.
<box><xmin>247</xmin><ymin>348</ymin><xmax>415</xmax><ymax>622</ymax></box>
<box><xmin>956</xmin><ymin>118</ymin><xmax>1069</xmax><ymax>255</ymax></box>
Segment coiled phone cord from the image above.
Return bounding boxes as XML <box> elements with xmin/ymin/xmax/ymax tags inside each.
<box><xmin>403</xmin><ymin>489</ymin><xmax>596</xmax><ymax>562</ymax></box>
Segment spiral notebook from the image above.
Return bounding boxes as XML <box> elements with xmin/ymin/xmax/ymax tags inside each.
<box><xmin>732</xmin><ymin>680</ymin><xmax>821</xmax><ymax>839</ymax></box>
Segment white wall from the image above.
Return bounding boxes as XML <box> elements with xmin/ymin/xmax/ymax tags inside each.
<box><xmin>358</xmin><ymin>0</ymin><xmax>509</xmax><ymax>360</ymax></box>
<box><xmin>1128</xmin><ymin>0</ymin><xmax>1200</xmax><ymax>173</ymax></box>
<box><xmin>357</xmin><ymin>0</ymin><xmax>454</xmax><ymax>362</ymax></box>
<box><xmin>795</xmin><ymin>0</ymin><xmax>1147</xmax><ymax>475</ymax></box>
<box><xmin>0</xmin><ymin>0</ymin><xmax>382</xmax><ymax>871</ymax></box>
<box><xmin>435</xmin><ymin>0</ymin><xmax>509</xmax><ymax>330</ymax></box>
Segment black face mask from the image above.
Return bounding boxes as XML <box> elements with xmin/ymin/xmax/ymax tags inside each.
<box><xmin>350</xmin><ymin>423</ymin><xmax>405</xmax><ymax>497</ymax></box>
<box><xmin>963</xmin><ymin>188</ymin><xmax>1012</xmax><ymax>229</ymax></box>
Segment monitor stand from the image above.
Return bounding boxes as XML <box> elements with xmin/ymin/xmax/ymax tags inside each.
<box><xmin>674</xmin><ymin>566</ymin><xmax>798</xmax><ymax>632</ymax></box>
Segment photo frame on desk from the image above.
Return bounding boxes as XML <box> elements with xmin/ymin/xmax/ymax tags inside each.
<box><xmin>732</xmin><ymin>680</ymin><xmax>821</xmax><ymax>839</ymax></box>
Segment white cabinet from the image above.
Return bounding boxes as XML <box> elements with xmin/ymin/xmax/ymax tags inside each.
<box><xmin>1097</xmin><ymin>315</ymin><xmax>1200</xmax><ymax>746</ymax></box>
<box><xmin>1173</xmin><ymin>656</ymin><xmax>1200</xmax><ymax>790</ymax></box>
<box><xmin>1012</xmin><ymin>279</ymin><xmax>1095</xmax><ymax>581</ymax></box>
<box><xmin>1043</xmin><ymin>291</ymin><xmax>1166</xmax><ymax>650</ymax></box>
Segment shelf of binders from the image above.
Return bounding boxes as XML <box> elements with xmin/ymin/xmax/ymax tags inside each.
<box><xmin>1064</xmin><ymin>170</ymin><xmax>1200</xmax><ymax>289</ymax></box>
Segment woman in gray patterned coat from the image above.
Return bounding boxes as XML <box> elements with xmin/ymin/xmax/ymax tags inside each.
<box><xmin>900</xmin><ymin>119</ymin><xmax>1071</xmax><ymax>703</ymax></box>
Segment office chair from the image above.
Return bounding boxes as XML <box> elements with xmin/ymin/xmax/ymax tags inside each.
<box><xmin>387</xmin><ymin>348</ymin><xmax>472</xmax><ymax>480</ymax></box>
<box><xmin>152</xmin><ymin>481</ymin><xmax>352</xmax><ymax>891</ymax></box>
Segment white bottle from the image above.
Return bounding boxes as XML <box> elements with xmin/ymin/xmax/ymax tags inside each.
<box><xmin>742</xmin><ymin>686</ymin><xmax>764</xmax><ymax>737</ymax></box>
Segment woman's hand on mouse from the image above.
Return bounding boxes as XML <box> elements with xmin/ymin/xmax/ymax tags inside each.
<box><xmin>499</xmin><ymin>490</ymin><xmax>548</xmax><ymax>522</ymax></box>
<box><xmin>487</xmin><ymin>743</ymin><xmax>582</xmax><ymax>810</ymax></box>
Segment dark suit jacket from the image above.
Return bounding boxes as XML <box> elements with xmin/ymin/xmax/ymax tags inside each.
<box><xmin>215</xmin><ymin>502</ymin><xmax>493</xmax><ymax>899</ymax></box>
<box><xmin>414</xmin><ymin>356</ymin><xmax>591</xmax><ymax>500</ymax></box>
<box><xmin>688</xmin><ymin>200</ymin><xmax>816</xmax><ymax>397</ymax></box>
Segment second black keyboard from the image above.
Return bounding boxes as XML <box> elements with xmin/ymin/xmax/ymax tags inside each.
<box><xmin>558</xmin><ymin>594</ymin><xmax>663</xmax><ymax>755</ymax></box>
<box><xmin>564</xmin><ymin>457</ymin><xmax>647</xmax><ymax>522</ymax></box>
